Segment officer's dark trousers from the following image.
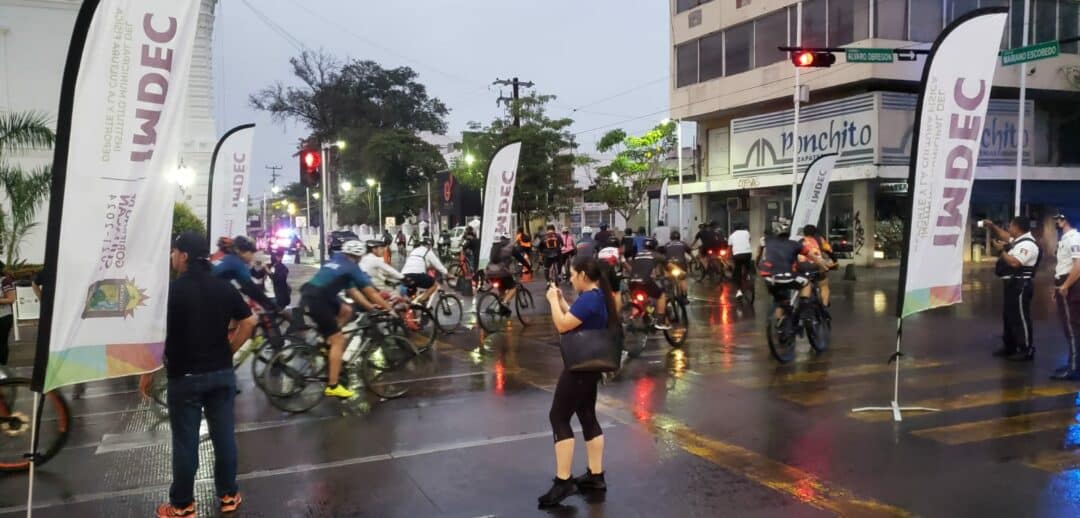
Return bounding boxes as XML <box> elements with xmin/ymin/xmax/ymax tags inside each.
<box><xmin>1003</xmin><ymin>278</ymin><xmax>1034</xmax><ymax>353</ymax></box>
<box><xmin>1054</xmin><ymin>278</ymin><xmax>1080</xmax><ymax>371</ymax></box>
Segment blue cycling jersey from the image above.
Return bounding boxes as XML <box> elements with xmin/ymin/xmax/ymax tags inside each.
<box><xmin>302</xmin><ymin>253</ymin><xmax>373</xmax><ymax>300</ymax></box>
<box><xmin>212</xmin><ymin>253</ymin><xmax>253</xmax><ymax>284</ymax></box>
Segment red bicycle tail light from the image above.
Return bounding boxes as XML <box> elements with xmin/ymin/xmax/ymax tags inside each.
<box><xmin>634</xmin><ymin>292</ymin><xmax>646</xmax><ymax>303</ymax></box>
<box><xmin>720</xmin><ymin>249</ymin><xmax>728</xmax><ymax>257</ymax></box>
<box><xmin>492</xmin><ymin>280</ymin><xmax>501</xmax><ymax>289</ymax></box>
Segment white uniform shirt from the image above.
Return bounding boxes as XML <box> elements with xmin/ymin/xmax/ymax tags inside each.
<box><xmin>402</xmin><ymin>246</ymin><xmax>448</xmax><ymax>276</ymax></box>
<box><xmin>653</xmin><ymin>226</ymin><xmax>671</xmax><ymax>246</ymax></box>
<box><xmin>729</xmin><ymin>230</ymin><xmax>752</xmax><ymax>255</ymax></box>
<box><xmin>360</xmin><ymin>253</ymin><xmax>403</xmax><ymax>290</ymax></box>
<box><xmin>1007</xmin><ymin>232</ymin><xmax>1038</xmax><ymax>268</ymax></box>
<box><xmin>1056</xmin><ymin>228</ymin><xmax>1080</xmax><ymax>279</ymax></box>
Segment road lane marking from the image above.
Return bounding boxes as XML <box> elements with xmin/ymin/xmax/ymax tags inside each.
<box><xmin>850</xmin><ymin>384</ymin><xmax>1080</xmax><ymax>422</ymax></box>
<box><xmin>1022</xmin><ymin>449</ymin><xmax>1080</xmax><ymax>473</ymax></box>
<box><xmin>781</xmin><ymin>367</ymin><xmax>1031</xmax><ymax>407</ymax></box>
<box><xmin>911</xmin><ymin>408</ymin><xmax>1080</xmax><ymax>445</ymax></box>
<box><xmin>727</xmin><ymin>359</ymin><xmax>946</xmax><ymax>389</ymax></box>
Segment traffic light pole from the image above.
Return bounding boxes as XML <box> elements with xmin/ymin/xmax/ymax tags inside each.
<box><xmin>319</xmin><ymin>146</ymin><xmax>329</xmax><ymax>265</ymax></box>
<box><xmin>1014</xmin><ymin>0</ymin><xmax>1030</xmax><ymax>217</ymax></box>
<box><xmin>790</xmin><ymin>0</ymin><xmax>802</xmax><ymax>219</ymax></box>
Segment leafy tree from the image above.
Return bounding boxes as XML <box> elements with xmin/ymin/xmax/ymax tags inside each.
<box><xmin>449</xmin><ymin>93</ymin><xmax>579</xmax><ymax>230</ymax></box>
<box><xmin>172</xmin><ymin>202</ymin><xmax>206</xmax><ymax>238</ymax></box>
<box><xmin>589</xmin><ymin>122</ymin><xmax>677</xmax><ymax>225</ymax></box>
<box><xmin>0</xmin><ymin>112</ymin><xmax>54</xmax><ymax>266</ymax></box>
<box><xmin>250</xmin><ymin>50</ymin><xmax>449</xmax><ymax>225</ymax></box>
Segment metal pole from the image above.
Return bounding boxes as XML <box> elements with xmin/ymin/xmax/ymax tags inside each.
<box><xmin>427</xmin><ymin>180</ymin><xmax>433</xmax><ymax>235</ymax></box>
<box><xmin>319</xmin><ymin>146</ymin><xmax>328</xmax><ymax>264</ymax></box>
<box><xmin>1014</xmin><ymin>0</ymin><xmax>1030</xmax><ymax>217</ymax></box>
<box><xmin>378</xmin><ymin>184</ymin><xmax>383</xmax><ymax>236</ymax></box>
<box><xmin>791</xmin><ymin>0</ymin><xmax>803</xmax><ymax>217</ymax></box>
<box><xmin>305</xmin><ymin>187</ymin><xmax>311</xmax><ymax>221</ymax></box>
<box><xmin>677</xmin><ymin>119</ymin><xmax>684</xmax><ymax>236</ymax></box>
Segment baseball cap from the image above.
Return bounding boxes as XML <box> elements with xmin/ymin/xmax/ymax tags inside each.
<box><xmin>173</xmin><ymin>231</ymin><xmax>209</xmax><ymax>259</ymax></box>
<box><xmin>1052</xmin><ymin>210</ymin><xmax>1070</xmax><ymax>220</ymax></box>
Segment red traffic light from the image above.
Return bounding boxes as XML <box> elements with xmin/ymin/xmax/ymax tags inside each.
<box><xmin>791</xmin><ymin>51</ymin><xmax>836</xmax><ymax>68</ymax></box>
<box><xmin>299</xmin><ymin>148</ymin><xmax>321</xmax><ymax>187</ymax></box>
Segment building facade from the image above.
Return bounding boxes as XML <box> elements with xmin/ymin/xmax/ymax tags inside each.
<box><xmin>0</xmin><ymin>0</ymin><xmax>219</xmax><ymax>262</ymax></box>
<box><xmin>670</xmin><ymin>0</ymin><xmax>1080</xmax><ymax>265</ymax></box>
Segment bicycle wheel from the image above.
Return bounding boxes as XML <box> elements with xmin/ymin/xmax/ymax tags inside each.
<box><xmin>262</xmin><ymin>345</ymin><xmax>328</xmax><ymax>413</ymax></box>
<box><xmin>767</xmin><ymin>314</ymin><xmax>797</xmax><ymax>363</ymax></box>
<box><xmin>400</xmin><ymin>305</ymin><xmax>437</xmax><ymax>350</ymax></box>
<box><xmin>663</xmin><ymin>301</ymin><xmax>689</xmax><ymax>347</ymax></box>
<box><xmin>623</xmin><ymin>318</ymin><xmax>649</xmax><ymax>358</ymax></box>
<box><xmin>805</xmin><ymin>305</ymin><xmax>831</xmax><ymax>353</ymax></box>
<box><xmin>475</xmin><ymin>292</ymin><xmax>509</xmax><ymax>333</ymax></box>
<box><xmin>251</xmin><ymin>333</ymin><xmax>295</xmax><ymax>391</ymax></box>
<box><xmin>0</xmin><ymin>378</ymin><xmax>70</xmax><ymax>472</ymax></box>
<box><xmin>360</xmin><ymin>335</ymin><xmax>418</xmax><ymax>399</ymax></box>
<box><xmin>515</xmin><ymin>288</ymin><xmax>535</xmax><ymax>326</ymax></box>
<box><xmin>433</xmin><ymin>294</ymin><xmax>464</xmax><ymax>334</ymax></box>
<box><xmin>149</xmin><ymin>369</ymin><xmax>168</xmax><ymax>408</ymax></box>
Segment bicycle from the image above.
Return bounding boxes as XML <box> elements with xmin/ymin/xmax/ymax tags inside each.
<box><xmin>400</xmin><ymin>277</ymin><xmax>464</xmax><ymax>335</ymax></box>
<box><xmin>261</xmin><ymin>310</ymin><xmax>421</xmax><ymax>412</ymax></box>
<box><xmin>621</xmin><ymin>278</ymin><xmax>688</xmax><ymax>358</ymax></box>
<box><xmin>764</xmin><ymin>273</ymin><xmax>830</xmax><ymax>364</ymax></box>
<box><xmin>0</xmin><ymin>367</ymin><xmax>70</xmax><ymax>472</ymax></box>
<box><xmin>475</xmin><ymin>275</ymin><xmax>535</xmax><ymax>333</ymax></box>
<box><xmin>734</xmin><ymin>257</ymin><xmax>757</xmax><ymax>306</ymax></box>
<box><xmin>543</xmin><ymin>255</ymin><xmax>563</xmax><ymax>285</ymax></box>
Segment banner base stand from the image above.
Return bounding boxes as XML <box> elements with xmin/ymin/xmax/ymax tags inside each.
<box><xmin>851</xmin><ymin>401</ymin><xmax>940</xmax><ymax>422</ymax></box>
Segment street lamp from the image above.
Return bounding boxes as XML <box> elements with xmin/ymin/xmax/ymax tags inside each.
<box><xmin>287</xmin><ymin>203</ymin><xmax>297</xmax><ymax>216</ymax></box>
<box><xmin>465</xmin><ymin>153</ymin><xmax>476</xmax><ymax>166</ymax></box>
<box><xmin>271</xmin><ymin>185</ymin><xmax>281</xmax><ymax>195</ymax></box>
<box><xmin>340</xmin><ymin>180</ymin><xmax>353</xmax><ymax>193</ymax></box>
<box><xmin>366</xmin><ymin>178</ymin><xmax>383</xmax><ymax>235</ymax></box>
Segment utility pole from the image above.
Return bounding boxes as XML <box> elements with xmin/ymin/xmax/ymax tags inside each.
<box><xmin>493</xmin><ymin>77</ymin><xmax>534</xmax><ymax>127</ymax></box>
<box><xmin>266</xmin><ymin>164</ymin><xmax>283</xmax><ymax>191</ymax></box>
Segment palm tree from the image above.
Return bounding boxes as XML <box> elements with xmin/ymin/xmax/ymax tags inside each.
<box><xmin>0</xmin><ymin>112</ymin><xmax>55</xmax><ymax>266</ymax></box>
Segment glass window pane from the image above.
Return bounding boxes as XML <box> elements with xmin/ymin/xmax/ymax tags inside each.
<box><xmin>910</xmin><ymin>0</ymin><xmax>943</xmax><ymax>42</ymax></box>
<box><xmin>676</xmin><ymin>0</ymin><xmax>714</xmax><ymax>14</ymax></box>
<box><xmin>700</xmin><ymin>33</ymin><xmax>724</xmax><ymax>81</ymax></box>
<box><xmin>1034</xmin><ymin>0</ymin><xmax>1057</xmax><ymax>43</ymax></box>
<box><xmin>948</xmin><ymin>0</ymin><xmax>979</xmax><ymax>23</ymax></box>
<box><xmin>755</xmin><ymin>10</ymin><xmax>790</xmax><ymax>67</ymax></box>
<box><xmin>725</xmin><ymin>22</ymin><xmax>754</xmax><ymax>75</ymax></box>
<box><xmin>802</xmin><ymin>0</ymin><xmax>828</xmax><ymax>47</ymax></box>
<box><xmin>676</xmin><ymin>42</ymin><xmax>698</xmax><ymax>87</ymax></box>
<box><xmin>875</xmin><ymin>0</ymin><xmax>909</xmax><ymax>40</ymax></box>
<box><xmin>1061</xmin><ymin>0</ymin><xmax>1079</xmax><ymax>54</ymax></box>
<box><xmin>829</xmin><ymin>0</ymin><xmax>870</xmax><ymax>46</ymax></box>
<box><xmin>1010</xmin><ymin>0</ymin><xmax>1026</xmax><ymax>47</ymax></box>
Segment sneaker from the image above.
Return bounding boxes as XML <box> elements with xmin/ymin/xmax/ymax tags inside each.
<box><xmin>156</xmin><ymin>502</ymin><xmax>195</xmax><ymax>517</ymax></box>
<box><xmin>573</xmin><ymin>469</ymin><xmax>607</xmax><ymax>491</ymax></box>
<box><xmin>735</xmin><ymin>290</ymin><xmax>743</xmax><ymax>300</ymax></box>
<box><xmin>653</xmin><ymin>317</ymin><xmax>672</xmax><ymax>330</ymax></box>
<box><xmin>1007</xmin><ymin>348</ymin><xmax>1035</xmax><ymax>362</ymax></box>
<box><xmin>220</xmin><ymin>493</ymin><xmax>242</xmax><ymax>513</ymax></box>
<box><xmin>324</xmin><ymin>384</ymin><xmax>355</xmax><ymax>399</ymax></box>
<box><xmin>537</xmin><ymin>477</ymin><xmax>576</xmax><ymax>508</ymax></box>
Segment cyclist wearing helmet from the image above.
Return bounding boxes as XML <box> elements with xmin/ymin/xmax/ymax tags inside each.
<box><xmin>484</xmin><ymin>233</ymin><xmax>518</xmax><ymax>314</ymax></box>
<box><xmin>689</xmin><ymin>223</ymin><xmax>720</xmax><ymax>271</ymax></box>
<box><xmin>301</xmin><ymin>240</ymin><xmax>392</xmax><ymax>399</ymax></box>
<box><xmin>759</xmin><ymin>222</ymin><xmax>829</xmax><ymax>326</ymax></box>
<box><xmin>210</xmin><ymin>236</ymin><xmax>233</xmax><ymax>263</ymax></box>
<box><xmin>660</xmin><ymin>230</ymin><xmax>692</xmax><ymax>302</ymax></box>
<box><xmin>401</xmin><ymin>237</ymin><xmax>449</xmax><ymax>305</ymax></box>
<box><xmin>360</xmin><ymin>239</ymin><xmax>404</xmax><ymax>291</ymax></box>
<box><xmin>628</xmin><ymin>237</ymin><xmax>671</xmax><ymax>329</ymax></box>
<box><xmin>798</xmin><ymin>225</ymin><xmax>836</xmax><ymax>306</ymax></box>
<box><xmin>597</xmin><ymin>235</ymin><xmax>626</xmax><ymax>314</ymax></box>
<box><xmin>538</xmin><ymin>225</ymin><xmax>564</xmax><ymax>281</ymax></box>
<box><xmin>211</xmin><ymin>236</ymin><xmax>277</xmax><ymax>312</ymax></box>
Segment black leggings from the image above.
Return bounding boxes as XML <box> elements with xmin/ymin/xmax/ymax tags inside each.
<box><xmin>0</xmin><ymin>315</ymin><xmax>12</xmax><ymax>365</ymax></box>
<box><xmin>549</xmin><ymin>369</ymin><xmax>603</xmax><ymax>443</ymax></box>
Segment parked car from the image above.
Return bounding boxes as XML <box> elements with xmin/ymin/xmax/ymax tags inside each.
<box><xmin>449</xmin><ymin>226</ymin><xmax>468</xmax><ymax>253</ymax></box>
<box><xmin>328</xmin><ymin>230</ymin><xmax>360</xmax><ymax>253</ymax></box>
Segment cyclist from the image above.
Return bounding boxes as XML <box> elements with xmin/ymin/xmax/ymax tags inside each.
<box><xmin>360</xmin><ymin>239</ymin><xmax>404</xmax><ymax>292</ymax></box>
<box><xmin>621</xmin><ymin>227</ymin><xmax>637</xmax><ymax>261</ymax></box>
<box><xmin>210</xmin><ymin>236</ymin><xmax>232</xmax><ymax>263</ymax></box>
<box><xmin>401</xmin><ymin>237</ymin><xmax>449</xmax><ymax>305</ymax></box>
<box><xmin>593</xmin><ymin>223</ymin><xmax>612</xmax><ymax>250</ymax></box>
<box><xmin>759</xmin><ymin>224</ymin><xmax>830</xmax><ymax>327</ymax></box>
<box><xmin>690</xmin><ymin>223</ymin><xmax>722</xmax><ymax>272</ymax></box>
<box><xmin>559</xmin><ymin>227</ymin><xmax>576</xmax><ymax>278</ymax></box>
<box><xmin>514</xmin><ymin>227</ymin><xmax>533</xmax><ymax>273</ymax></box>
<box><xmin>484</xmin><ymin>233</ymin><xmax>518</xmax><ymax>315</ymax></box>
<box><xmin>211</xmin><ymin>236</ymin><xmax>278</xmax><ymax>313</ymax></box>
<box><xmin>728</xmin><ymin>223</ymin><xmax>754</xmax><ymax>300</ymax></box>
<box><xmin>538</xmin><ymin>225</ymin><xmax>564</xmax><ymax>281</ymax></box>
<box><xmin>660</xmin><ymin>230</ymin><xmax>692</xmax><ymax>304</ymax></box>
<box><xmin>300</xmin><ymin>240</ymin><xmax>393</xmax><ymax>399</ymax></box>
<box><xmin>598</xmin><ymin>235</ymin><xmax>626</xmax><ymax>315</ymax></box>
<box><xmin>799</xmin><ymin>225</ymin><xmax>836</xmax><ymax>307</ymax></box>
<box><xmin>627</xmin><ymin>237</ymin><xmax>671</xmax><ymax>330</ymax></box>
<box><xmin>461</xmin><ymin>226</ymin><xmax>480</xmax><ymax>273</ymax></box>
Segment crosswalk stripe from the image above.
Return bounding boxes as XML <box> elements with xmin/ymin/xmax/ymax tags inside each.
<box><xmin>911</xmin><ymin>408</ymin><xmax>1080</xmax><ymax>445</ymax></box>
<box><xmin>727</xmin><ymin>359</ymin><xmax>946</xmax><ymax>389</ymax></box>
<box><xmin>1022</xmin><ymin>449</ymin><xmax>1080</xmax><ymax>473</ymax></box>
<box><xmin>780</xmin><ymin>366</ymin><xmax>1027</xmax><ymax>407</ymax></box>
<box><xmin>850</xmin><ymin>384</ymin><xmax>1080</xmax><ymax>422</ymax></box>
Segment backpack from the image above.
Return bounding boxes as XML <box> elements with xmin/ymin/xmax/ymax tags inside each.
<box><xmin>544</xmin><ymin>233</ymin><xmax>560</xmax><ymax>253</ymax></box>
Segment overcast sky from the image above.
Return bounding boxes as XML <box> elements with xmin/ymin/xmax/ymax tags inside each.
<box><xmin>212</xmin><ymin>0</ymin><xmax>673</xmax><ymax>197</ymax></box>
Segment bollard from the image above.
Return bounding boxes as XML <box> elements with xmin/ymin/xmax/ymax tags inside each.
<box><xmin>844</xmin><ymin>263</ymin><xmax>857</xmax><ymax>281</ymax></box>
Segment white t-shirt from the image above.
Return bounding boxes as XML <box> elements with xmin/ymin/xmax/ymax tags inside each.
<box><xmin>360</xmin><ymin>253</ymin><xmax>403</xmax><ymax>290</ymax></box>
<box><xmin>1056</xmin><ymin>228</ymin><xmax>1080</xmax><ymax>279</ymax></box>
<box><xmin>1007</xmin><ymin>232</ymin><xmax>1038</xmax><ymax>268</ymax></box>
<box><xmin>729</xmin><ymin>230</ymin><xmax>752</xmax><ymax>255</ymax></box>
<box><xmin>653</xmin><ymin>226</ymin><xmax>671</xmax><ymax>246</ymax></box>
<box><xmin>598</xmin><ymin>246</ymin><xmax>621</xmax><ymax>266</ymax></box>
<box><xmin>402</xmin><ymin>246</ymin><xmax>448</xmax><ymax>276</ymax></box>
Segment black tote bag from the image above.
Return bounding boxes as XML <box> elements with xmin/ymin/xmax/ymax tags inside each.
<box><xmin>559</xmin><ymin>328</ymin><xmax>622</xmax><ymax>372</ymax></box>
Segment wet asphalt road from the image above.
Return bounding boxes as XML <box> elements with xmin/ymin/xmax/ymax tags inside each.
<box><xmin>3</xmin><ymin>261</ymin><xmax>1080</xmax><ymax>517</ymax></box>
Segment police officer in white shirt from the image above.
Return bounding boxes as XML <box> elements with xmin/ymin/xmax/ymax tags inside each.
<box><xmin>1051</xmin><ymin>211</ymin><xmax>1080</xmax><ymax>380</ymax></box>
<box><xmin>728</xmin><ymin>223</ymin><xmax>754</xmax><ymax>300</ymax></box>
<box><xmin>983</xmin><ymin>217</ymin><xmax>1040</xmax><ymax>361</ymax></box>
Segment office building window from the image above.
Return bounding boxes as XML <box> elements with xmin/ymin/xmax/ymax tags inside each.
<box><xmin>909</xmin><ymin>0</ymin><xmax>943</xmax><ymax>42</ymax></box>
<box><xmin>802</xmin><ymin>0</ymin><xmax>829</xmax><ymax>46</ymax></box>
<box><xmin>676</xmin><ymin>0</ymin><xmax>713</xmax><ymax>14</ymax></box>
<box><xmin>700</xmin><ymin>32</ymin><xmax>724</xmax><ymax>81</ymax></box>
<box><xmin>726</xmin><ymin>22</ymin><xmax>754</xmax><ymax>75</ymax></box>
<box><xmin>676</xmin><ymin>41</ymin><xmax>698</xmax><ymax>87</ymax></box>
<box><xmin>948</xmin><ymin>0</ymin><xmax>980</xmax><ymax>23</ymax></box>
<box><xmin>1009</xmin><ymin>0</ymin><xmax>1026</xmax><ymax>47</ymax></box>
<box><xmin>1062</xmin><ymin>0</ymin><xmax>1079</xmax><ymax>53</ymax></box>
<box><xmin>1034</xmin><ymin>0</ymin><xmax>1057</xmax><ymax>44</ymax></box>
<box><xmin>875</xmin><ymin>0</ymin><xmax>909</xmax><ymax>40</ymax></box>
<box><xmin>829</xmin><ymin>0</ymin><xmax>870</xmax><ymax>46</ymax></box>
<box><xmin>755</xmin><ymin>10</ymin><xmax>790</xmax><ymax>67</ymax></box>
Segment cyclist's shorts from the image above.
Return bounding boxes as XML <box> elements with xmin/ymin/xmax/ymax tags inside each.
<box><xmin>628</xmin><ymin>278</ymin><xmax>664</xmax><ymax>299</ymax></box>
<box><xmin>488</xmin><ymin>272</ymin><xmax>516</xmax><ymax>290</ymax></box>
<box><xmin>404</xmin><ymin>273</ymin><xmax>434</xmax><ymax>289</ymax></box>
<box><xmin>302</xmin><ymin>295</ymin><xmax>343</xmax><ymax>336</ymax></box>
<box><xmin>764</xmin><ymin>275</ymin><xmax>807</xmax><ymax>302</ymax></box>
<box><xmin>543</xmin><ymin>254</ymin><xmax>561</xmax><ymax>267</ymax></box>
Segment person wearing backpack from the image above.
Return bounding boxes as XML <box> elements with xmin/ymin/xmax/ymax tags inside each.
<box><xmin>983</xmin><ymin>217</ymin><xmax>1040</xmax><ymax>362</ymax></box>
<box><xmin>538</xmin><ymin>225</ymin><xmax>564</xmax><ymax>282</ymax></box>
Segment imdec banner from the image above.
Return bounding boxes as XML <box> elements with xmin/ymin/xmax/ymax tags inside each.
<box><xmin>478</xmin><ymin>142</ymin><xmax>522</xmax><ymax>269</ymax></box>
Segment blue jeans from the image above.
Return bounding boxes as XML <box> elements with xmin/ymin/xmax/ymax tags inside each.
<box><xmin>167</xmin><ymin>369</ymin><xmax>238</xmax><ymax>506</ymax></box>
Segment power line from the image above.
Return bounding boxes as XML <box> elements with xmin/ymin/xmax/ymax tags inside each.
<box><xmin>240</xmin><ymin>0</ymin><xmax>309</xmax><ymax>53</ymax></box>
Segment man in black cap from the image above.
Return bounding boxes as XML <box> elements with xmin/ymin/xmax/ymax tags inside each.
<box><xmin>1051</xmin><ymin>211</ymin><xmax>1080</xmax><ymax>380</ymax></box>
<box><xmin>156</xmin><ymin>232</ymin><xmax>256</xmax><ymax>517</ymax></box>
